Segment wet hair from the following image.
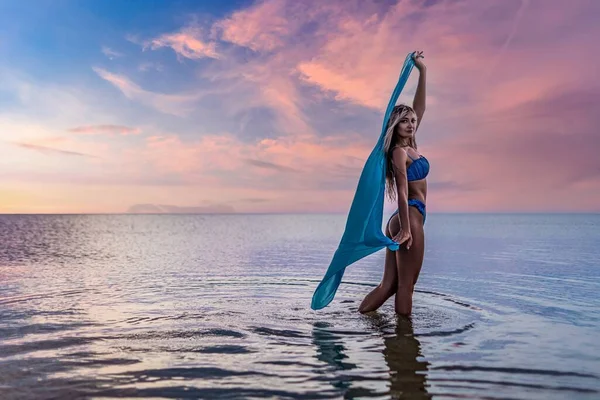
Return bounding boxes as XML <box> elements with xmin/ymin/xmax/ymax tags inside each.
<box><xmin>383</xmin><ymin>104</ymin><xmax>418</xmax><ymax>201</ymax></box>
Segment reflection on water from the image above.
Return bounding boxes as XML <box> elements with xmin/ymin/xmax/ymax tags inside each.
<box><xmin>381</xmin><ymin>317</ymin><xmax>430</xmax><ymax>399</ymax></box>
<box><xmin>312</xmin><ymin>314</ymin><xmax>431</xmax><ymax>399</ymax></box>
<box><xmin>312</xmin><ymin>321</ymin><xmax>357</xmax><ymax>395</ymax></box>
<box><xmin>368</xmin><ymin>313</ymin><xmax>431</xmax><ymax>399</ymax></box>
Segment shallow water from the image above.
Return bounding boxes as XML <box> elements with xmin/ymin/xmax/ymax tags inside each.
<box><xmin>1</xmin><ymin>213</ymin><xmax>599</xmax><ymax>399</ymax></box>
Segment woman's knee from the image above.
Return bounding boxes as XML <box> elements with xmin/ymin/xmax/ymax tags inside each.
<box><xmin>396</xmin><ymin>283</ymin><xmax>413</xmax><ymax>295</ymax></box>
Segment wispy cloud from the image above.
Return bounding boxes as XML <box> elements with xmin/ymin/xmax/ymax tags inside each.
<box><xmin>145</xmin><ymin>25</ymin><xmax>219</xmax><ymax>60</ymax></box>
<box><xmin>138</xmin><ymin>62</ymin><xmax>164</xmax><ymax>72</ymax></box>
<box><xmin>9</xmin><ymin>142</ymin><xmax>95</xmax><ymax>157</ymax></box>
<box><xmin>101</xmin><ymin>46</ymin><xmax>123</xmax><ymax>60</ymax></box>
<box><xmin>235</xmin><ymin>197</ymin><xmax>271</xmax><ymax>203</ymax></box>
<box><xmin>68</xmin><ymin>125</ymin><xmax>141</xmax><ymax>136</ymax></box>
<box><xmin>483</xmin><ymin>0</ymin><xmax>530</xmax><ymax>81</ymax></box>
<box><xmin>127</xmin><ymin>203</ymin><xmax>234</xmax><ymax>214</ymax></box>
<box><xmin>244</xmin><ymin>158</ymin><xmax>299</xmax><ymax>173</ymax></box>
<box><xmin>92</xmin><ymin>67</ymin><xmax>203</xmax><ymax>116</ymax></box>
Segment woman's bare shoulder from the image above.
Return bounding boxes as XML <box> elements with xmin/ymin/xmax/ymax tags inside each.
<box><xmin>391</xmin><ymin>146</ymin><xmax>409</xmax><ymax>167</ymax></box>
<box><xmin>391</xmin><ymin>145</ymin><xmax>410</xmax><ymax>153</ymax></box>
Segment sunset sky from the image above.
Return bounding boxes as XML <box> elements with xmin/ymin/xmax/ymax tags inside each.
<box><xmin>1</xmin><ymin>0</ymin><xmax>598</xmax><ymax>214</ymax></box>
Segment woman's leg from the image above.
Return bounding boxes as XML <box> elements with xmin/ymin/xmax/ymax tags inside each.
<box><xmin>394</xmin><ymin>207</ymin><xmax>425</xmax><ymax>316</ymax></box>
<box><xmin>358</xmin><ymin>217</ymin><xmax>398</xmax><ymax>313</ymax></box>
<box><xmin>358</xmin><ymin>248</ymin><xmax>398</xmax><ymax>313</ymax></box>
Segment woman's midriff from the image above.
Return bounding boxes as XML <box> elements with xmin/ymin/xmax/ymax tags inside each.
<box><xmin>407</xmin><ymin>179</ymin><xmax>427</xmax><ymax>203</ymax></box>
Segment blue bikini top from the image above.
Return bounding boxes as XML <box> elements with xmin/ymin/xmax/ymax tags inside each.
<box><xmin>406</xmin><ymin>153</ymin><xmax>429</xmax><ymax>181</ymax></box>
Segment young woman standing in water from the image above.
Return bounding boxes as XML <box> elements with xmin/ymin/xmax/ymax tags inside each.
<box><xmin>359</xmin><ymin>50</ymin><xmax>428</xmax><ymax>316</ymax></box>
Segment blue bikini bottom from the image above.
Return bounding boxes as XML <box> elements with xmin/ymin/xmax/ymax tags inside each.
<box><xmin>388</xmin><ymin>199</ymin><xmax>426</xmax><ymax>226</ymax></box>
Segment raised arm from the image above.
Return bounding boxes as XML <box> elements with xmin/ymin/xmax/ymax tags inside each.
<box><xmin>412</xmin><ymin>51</ymin><xmax>426</xmax><ymax>127</ymax></box>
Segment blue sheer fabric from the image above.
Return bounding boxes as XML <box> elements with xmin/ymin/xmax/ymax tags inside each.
<box><xmin>311</xmin><ymin>53</ymin><xmax>416</xmax><ymax>310</ymax></box>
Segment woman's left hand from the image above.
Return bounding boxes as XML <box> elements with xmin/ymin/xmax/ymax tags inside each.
<box><xmin>412</xmin><ymin>50</ymin><xmax>426</xmax><ymax>70</ymax></box>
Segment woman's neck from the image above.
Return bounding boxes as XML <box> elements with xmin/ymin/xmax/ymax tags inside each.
<box><xmin>396</xmin><ymin>138</ymin><xmax>412</xmax><ymax>148</ymax></box>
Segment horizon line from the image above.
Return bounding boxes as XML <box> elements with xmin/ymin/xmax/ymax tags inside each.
<box><xmin>1</xmin><ymin>211</ymin><xmax>599</xmax><ymax>216</ymax></box>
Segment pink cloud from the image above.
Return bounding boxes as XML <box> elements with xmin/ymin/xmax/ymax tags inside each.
<box><xmin>193</xmin><ymin>55</ymin><xmax>315</xmax><ymax>136</ymax></box>
<box><xmin>143</xmin><ymin>134</ymin><xmax>235</xmax><ymax>176</ymax></box>
<box><xmin>294</xmin><ymin>1</ymin><xmax>525</xmax><ymax>110</ymax></box>
<box><xmin>88</xmin><ymin>130</ymin><xmax>374</xmax><ymax>201</ymax></box>
<box><xmin>422</xmin><ymin>83</ymin><xmax>600</xmax><ymax>212</ymax></box>
<box><xmin>146</xmin><ymin>26</ymin><xmax>219</xmax><ymax>59</ymax></box>
<box><xmin>212</xmin><ymin>0</ymin><xmax>290</xmax><ymax>52</ymax></box>
<box><xmin>188</xmin><ymin>0</ymin><xmax>512</xmax><ymax>137</ymax></box>
<box><xmin>68</xmin><ymin>125</ymin><xmax>141</xmax><ymax>136</ymax></box>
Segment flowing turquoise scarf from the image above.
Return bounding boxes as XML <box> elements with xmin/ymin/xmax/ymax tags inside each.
<box><xmin>311</xmin><ymin>53</ymin><xmax>416</xmax><ymax>310</ymax></box>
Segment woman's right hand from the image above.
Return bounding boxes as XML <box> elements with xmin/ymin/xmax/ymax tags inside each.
<box><xmin>393</xmin><ymin>229</ymin><xmax>413</xmax><ymax>250</ymax></box>
<box><xmin>412</xmin><ymin>50</ymin><xmax>426</xmax><ymax>71</ymax></box>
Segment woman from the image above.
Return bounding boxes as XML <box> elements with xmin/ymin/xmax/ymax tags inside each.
<box><xmin>358</xmin><ymin>50</ymin><xmax>427</xmax><ymax>316</ymax></box>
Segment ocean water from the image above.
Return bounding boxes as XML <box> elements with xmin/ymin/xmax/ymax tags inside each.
<box><xmin>0</xmin><ymin>213</ymin><xmax>599</xmax><ymax>399</ymax></box>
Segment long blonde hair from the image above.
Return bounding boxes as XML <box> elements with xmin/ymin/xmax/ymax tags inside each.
<box><xmin>384</xmin><ymin>104</ymin><xmax>418</xmax><ymax>202</ymax></box>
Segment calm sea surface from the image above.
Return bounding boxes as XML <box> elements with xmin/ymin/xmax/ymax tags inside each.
<box><xmin>1</xmin><ymin>213</ymin><xmax>599</xmax><ymax>399</ymax></box>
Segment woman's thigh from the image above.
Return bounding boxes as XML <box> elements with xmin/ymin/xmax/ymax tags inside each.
<box><xmin>394</xmin><ymin>207</ymin><xmax>425</xmax><ymax>287</ymax></box>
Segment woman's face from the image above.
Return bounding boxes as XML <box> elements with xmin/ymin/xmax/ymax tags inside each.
<box><xmin>396</xmin><ymin>111</ymin><xmax>417</xmax><ymax>138</ymax></box>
